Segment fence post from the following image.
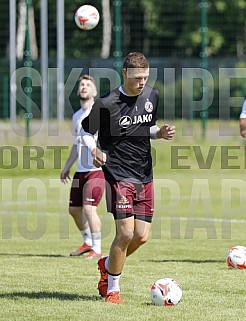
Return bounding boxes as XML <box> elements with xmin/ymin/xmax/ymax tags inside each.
<box><xmin>3</xmin><ymin>75</ymin><xmax>9</xmax><ymax>120</ymax></box>
<box><xmin>200</xmin><ymin>0</ymin><xmax>209</xmax><ymax>140</ymax></box>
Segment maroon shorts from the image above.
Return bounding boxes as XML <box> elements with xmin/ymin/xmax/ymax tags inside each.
<box><xmin>105</xmin><ymin>180</ymin><xmax>154</xmax><ymax>222</ymax></box>
<box><xmin>69</xmin><ymin>171</ymin><xmax>105</xmax><ymax>207</ymax></box>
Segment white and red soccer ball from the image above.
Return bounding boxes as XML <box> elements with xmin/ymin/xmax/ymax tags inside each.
<box><xmin>150</xmin><ymin>278</ymin><xmax>182</xmax><ymax>306</ymax></box>
<box><xmin>227</xmin><ymin>245</ymin><xmax>246</xmax><ymax>269</ymax></box>
<box><xmin>74</xmin><ymin>5</ymin><xmax>100</xmax><ymax>30</ymax></box>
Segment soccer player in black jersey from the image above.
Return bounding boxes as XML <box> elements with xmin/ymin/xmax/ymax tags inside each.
<box><xmin>82</xmin><ymin>52</ymin><xmax>175</xmax><ymax>304</ymax></box>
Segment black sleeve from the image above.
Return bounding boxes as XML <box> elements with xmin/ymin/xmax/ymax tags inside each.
<box><xmin>82</xmin><ymin>100</ymin><xmax>103</xmax><ymax>135</ymax></box>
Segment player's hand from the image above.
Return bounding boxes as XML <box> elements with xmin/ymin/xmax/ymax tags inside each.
<box><xmin>92</xmin><ymin>147</ymin><xmax>106</xmax><ymax>168</ymax></box>
<box><xmin>60</xmin><ymin>170</ymin><xmax>71</xmax><ymax>184</ymax></box>
<box><xmin>158</xmin><ymin>124</ymin><xmax>175</xmax><ymax>140</ymax></box>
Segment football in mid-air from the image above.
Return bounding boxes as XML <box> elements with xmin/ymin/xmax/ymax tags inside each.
<box><xmin>74</xmin><ymin>5</ymin><xmax>100</xmax><ymax>30</ymax></box>
<box><xmin>227</xmin><ymin>245</ymin><xmax>246</xmax><ymax>269</ymax></box>
<box><xmin>150</xmin><ymin>278</ymin><xmax>182</xmax><ymax>306</ymax></box>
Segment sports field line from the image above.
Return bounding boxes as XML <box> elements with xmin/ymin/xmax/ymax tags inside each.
<box><xmin>170</xmin><ymin>217</ymin><xmax>246</xmax><ymax>224</ymax></box>
<box><xmin>1</xmin><ymin>210</ymin><xmax>246</xmax><ymax>224</ymax></box>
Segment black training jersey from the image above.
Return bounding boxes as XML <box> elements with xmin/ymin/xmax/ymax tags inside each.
<box><xmin>82</xmin><ymin>85</ymin><xmax>159</xmax><ymax>183</ymax></box>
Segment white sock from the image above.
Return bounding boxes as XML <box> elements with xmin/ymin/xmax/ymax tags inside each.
<box><xmin>107</xmin><ymin>273</ymin><xmax>121</xmax><ymax>294</ymax></box>
<box><xmin>81</xmin><ymin>227</ymin><xmax>92</xmax><ymax>246</ymax></box>
<box><xmin>105</xmin><ymin>257</ymin><xmax>109</xmax><ymax>271</ymax></box>
<box><xmin>91</xmin><ymin>231</ymin><xmax>101</xmax><ymax>254</ymax></box>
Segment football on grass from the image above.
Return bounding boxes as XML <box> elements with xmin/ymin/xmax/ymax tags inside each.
<box><xmin>74</xmin><ymin>5</ymin><xmax>100</xmax><ymax>30</ymax></box>
<box><xmin>150</xmin><ymin>278</ymin><xmax>182</xmax><ymax>306</ymax></box>
<box><xmin>227</xmin><ymin>245</ymin><xmax>246</xmax><ymax>269</ymax></box>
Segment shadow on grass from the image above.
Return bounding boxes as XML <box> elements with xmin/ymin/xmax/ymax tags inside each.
<box><xmin>146</xmin><ymin>259</ymin><xmax>224</xmax><ymax>264</ymax></box>
<box><xmin>0</xmin><ymin>253</ymin><xmax>67</xmax><ymax>258</ymax></box>
<box><xmin>0</xmin><ymin>291</ymin><xmax>101</xmax><ymax>302</ymax></box>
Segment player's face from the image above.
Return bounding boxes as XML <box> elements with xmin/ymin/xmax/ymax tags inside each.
<box><xmin>123</xmin><ymin>68</ymin><xmax>149</xmax><ymax>96</ymax></box>
<box><xmin>77</xmin><ymin>79</ymin><xmax>97</xmax><ymax>101</ymax></box>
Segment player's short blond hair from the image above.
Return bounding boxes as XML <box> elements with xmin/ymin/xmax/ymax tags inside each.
<box><xmin>78</xmin><ymin>74</ymin><xmax>96</xmax><ymax>86</ymax></box>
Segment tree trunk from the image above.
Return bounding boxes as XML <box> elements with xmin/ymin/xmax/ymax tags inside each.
<box><xmin>100</xmin><ymin>0</ymin><xmax>111</xmax><ymax>59</ymax></box>
<box><xmin>16</xmin><ymin>0</ymin><xmax>38</xmax><ymax>60</ymax></box>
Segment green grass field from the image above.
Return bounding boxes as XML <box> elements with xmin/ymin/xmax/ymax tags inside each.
<box><xmin>1</xmin><ymin>120</ymin><xmax>246</xmax><ymax>321</ymax></box>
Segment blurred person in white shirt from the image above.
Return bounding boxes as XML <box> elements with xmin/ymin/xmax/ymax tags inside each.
<box><xmin>60</xmin><ymin>75</ymin><xmax>104</xmax><ymax>259</ymax></box>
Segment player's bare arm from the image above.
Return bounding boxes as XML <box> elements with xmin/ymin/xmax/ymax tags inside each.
<box><xmin>240</xmin><ymin>118</ymin><xmax>246</xmax><ymax>138</ymax></box>
<box><xmin>91</xmin><ymin>147</ymin><xmax>107</xmax><ymax>168</ymax></box>
<box><xmin>156</xmin><ymin>124</ymin><xmax>176</xmax><ymax>140</ymax></box>
<box><xmin>60</xmin><ymin>144</ymin><xmax>78</xmax><ymax>183</ymax></box>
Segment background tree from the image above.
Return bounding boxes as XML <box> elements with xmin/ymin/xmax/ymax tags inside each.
<box><xmin>16</xmin><ymin>0</ymin><xmax>38</xmax><ymax>60</ymax></box>
<box><xmin>100</xmin><ymin>0</ymin><xmax>112</xmax><ymax>59</ymax></box>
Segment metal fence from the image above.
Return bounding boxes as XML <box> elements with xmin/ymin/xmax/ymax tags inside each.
<box><xmin>1</xmin><ymin>0</ymin><xmax>246</xmax><ymax>126</ymax></box>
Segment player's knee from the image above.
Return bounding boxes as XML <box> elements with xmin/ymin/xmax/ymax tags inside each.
<box><xmin>135</xmin><ymin>234</ymin><xmax>148</xmax><ymax>246</ymax></box>
<box><xmin>134</xmin><ymin>227</ymin><xmax>150</xmax><ymax>245</ymax></box>
<box><xmin>83</xmin><ymin>205</ymin><xmax>97</xmax><ymax>217</ymax></box>
<box><xmin>69</xmin><ymin>206</ymin><xmax>78</xmax><ymax>217</ymax></box>
<box><xmin>117</xmin><ymin>230</ymin><xmax>135</xmax><ymax>245</ymax></box>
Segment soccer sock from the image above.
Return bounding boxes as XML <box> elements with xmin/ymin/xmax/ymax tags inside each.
<box><xmin>104</xmin><ymin>257</ymin><xmax>121</xmax><ymax>293</ymax></box>
<box><xmin>81</xmin><ymin>227</ymin><xmax>92</xmax><ymax>246</ymax></box>
<box><xmin>91</xmin><ymin>231</ymin><xmax>101</xmax><ymax>254</ymax></box>
<box><xmin>107</xmin><ymin>272</ymin><xmax>121</xmax><ymax>294</ymax></box>
<box><xmin>105</xmin><ymin>257</ymin><xmax>109</xmax><ymax>271</ymax></box>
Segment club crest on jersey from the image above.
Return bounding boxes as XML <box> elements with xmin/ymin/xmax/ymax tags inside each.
<box><xmin>145</xmin><ymin>99</ymin><xmax>153</xmax><ymax>113</ymax></box>
<box><xmin>119</xmin><ymin>116</ymin><xmax>132</xmax><ymax>128</ymax></box>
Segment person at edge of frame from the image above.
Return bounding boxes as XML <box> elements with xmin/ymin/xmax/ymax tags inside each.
<box><xmin>240</xmin><ymin>98</ymin><xmax>246</xmax><ymax>138</ymax></box>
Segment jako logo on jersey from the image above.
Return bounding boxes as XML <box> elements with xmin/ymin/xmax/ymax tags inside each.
<box><xmin>145</xmin><ymin>99</ymin><xmax>153</xmax><ymax>113</ymax></box>
<box><xmin>132</xmin><ymin>114</ymin><xmax>152</xmax><ymax>124</ymax></box>
<box><xmin>119</xmin><ymin>116</ymin><xmax>132</xmax><ymax>128</ymax></box>
<box><xmin>119</xmin><ymin>114</ymin><xmax>153</xmax><ymax>128</ymax></box>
